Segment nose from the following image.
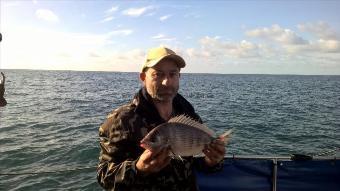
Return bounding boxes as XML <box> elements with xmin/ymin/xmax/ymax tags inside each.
<box><xmin>161</xmin><ymin>77</ymin><xmax>169</xmax><ymax>86</ymax></box>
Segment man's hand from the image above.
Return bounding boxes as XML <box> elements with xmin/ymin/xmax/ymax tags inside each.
<box><xmin>136</xmin><ymin>147</ymin><xmax>171</xmax><ymax>176</ymax></box>
<box><xmin>203</xmin><ymin>137</ymin><xmax>226</xmax><ymax>167</ymax></box>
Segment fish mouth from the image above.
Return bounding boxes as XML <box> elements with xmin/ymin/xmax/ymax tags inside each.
<box><xmin>140</xmin><ymin>143</ymin><xmax>146</xmax><ymax>148</ymax></box>
<box><xmin>140</xmin><ymin>142</ymin><xmax>151</xmax><ymax>150</ymax></box>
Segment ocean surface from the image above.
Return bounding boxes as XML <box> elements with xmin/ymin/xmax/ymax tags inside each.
<box><xmin>0</xmin><ymin>70</ymin><xmax>339</xmax><ymax>190</ymax></box>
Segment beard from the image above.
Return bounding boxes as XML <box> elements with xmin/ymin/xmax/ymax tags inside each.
<box><xmin>149</xmin><ymin>85</ymin><xmax>179</xmax><ymax>102</ymax></box>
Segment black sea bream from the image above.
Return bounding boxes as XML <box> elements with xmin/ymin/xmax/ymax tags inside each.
<box><xmin>140</xmin><ymin>115</ymin><xmax>232</xmax><ymax>156</ymax></box>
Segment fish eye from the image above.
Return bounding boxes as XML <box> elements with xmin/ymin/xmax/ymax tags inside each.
<box><xmin>150</xmin><ymin>136</ymin><xmax>157</xmax><ymax>143</ymax></box>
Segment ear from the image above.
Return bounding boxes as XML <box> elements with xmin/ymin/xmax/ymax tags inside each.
<box><xmin>139</xmin><ymin>72</ymin><xmax>146</xmax><ymax>82</ymax></box>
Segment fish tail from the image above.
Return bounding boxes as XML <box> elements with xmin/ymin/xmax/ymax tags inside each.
<box><xmin>219</xmin><ymin>129</ymin><xmax>233</xmax><ymax>144</ymax></box>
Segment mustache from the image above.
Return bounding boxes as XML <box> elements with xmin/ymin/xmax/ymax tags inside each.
<box><xmin>156</xmin><ymin>86</ymin><xmax>176</xmax><ymax>93</ymax></box>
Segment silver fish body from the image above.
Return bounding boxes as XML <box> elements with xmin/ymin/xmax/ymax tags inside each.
<box><xmin>140</xmin><ymin>115</ymin><xmax>232</xmax><ymax>156</ymax></box>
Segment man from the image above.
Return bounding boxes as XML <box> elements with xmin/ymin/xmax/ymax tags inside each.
<box><xmin>0</xmin><ymin>72</ymin><xmax>7</xmax><ymax>107</ymax></box>
<box><xmin>97</xmin><ymin>47</ymin><xmax>226</xmax><ymax>190</ymax></box>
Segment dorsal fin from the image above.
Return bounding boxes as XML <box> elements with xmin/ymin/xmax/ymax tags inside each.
<box><xmin>168</xmin><ymin>115</ymin><xmax>215</xmax><ymax>136</ymax></box>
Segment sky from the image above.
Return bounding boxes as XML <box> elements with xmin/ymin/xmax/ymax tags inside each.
<box><xmin>1</xmin><ymin>0</ymin><xmax>340</xmax><ymax>75</ymax></box>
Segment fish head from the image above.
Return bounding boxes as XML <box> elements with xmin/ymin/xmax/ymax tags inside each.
<box><xmin>140</xmin><ymin>131</ymin><xmax>166</xmax><ymax>151</ymax></box>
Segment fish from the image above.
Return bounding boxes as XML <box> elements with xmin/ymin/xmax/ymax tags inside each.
<box><xmin>140</xmin><ymin>115</ymin><xmax>233</xmax><ymax>156</ymax></box>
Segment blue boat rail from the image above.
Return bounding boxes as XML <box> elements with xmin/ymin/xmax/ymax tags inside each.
<box><xmin>1</xmin><ymin>154</ymin><xmax>339</xmax><ymax>191</ymax></box>
<box><xmin>197</xmin><ymin>155</ymin><xmax>340</xmax><ymax>191</ymax></box>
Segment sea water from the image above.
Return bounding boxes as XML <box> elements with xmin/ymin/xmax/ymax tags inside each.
<box><xmin>0</xmin><ymin>70</ymin><xmax>339</xmax><ymax>190</ymax></box>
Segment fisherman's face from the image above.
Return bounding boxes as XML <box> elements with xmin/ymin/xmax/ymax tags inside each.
<box><xmin>141</xmin><ymin>59</ymin><xmax>180</xmax><ymax>103</ymax></box>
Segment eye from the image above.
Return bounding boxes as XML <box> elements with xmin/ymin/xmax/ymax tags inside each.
<box><xmin>150</xmin><ymin>135</ymin><xmax>158</xmax><ymax>143</ymax></box>
<box><xmin>153</xmin><ymin>72</ymin><xmax>164</xmax><ymax>79</ymax></box>
<box><xmin>169</xmin><ymin>71</ymin><xmax>179</xmax><ymax>78</ymax></box>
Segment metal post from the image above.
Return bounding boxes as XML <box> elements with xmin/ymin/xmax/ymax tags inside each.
<box><xmin>272</xmin><ymin>158</ymin><xmax>277</xmax><ymax>191</ymax></box>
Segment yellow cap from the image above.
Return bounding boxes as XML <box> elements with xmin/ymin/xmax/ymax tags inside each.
<box><xmin>141</xmin><ymin>47</ymin><xmax>186</xmax><ymax>72</ymax></box>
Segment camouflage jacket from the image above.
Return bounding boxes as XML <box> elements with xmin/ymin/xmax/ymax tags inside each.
<box><xmin>97</xmin><ymin>88</ymin><xmax>223</xmax><ymax>191</ymax></box>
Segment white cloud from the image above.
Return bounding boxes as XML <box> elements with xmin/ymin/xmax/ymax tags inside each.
<box><xmin>186</xmin><ymin>48</ymin><xmax>212</xmax><ymax>58</ymax></box>
<box><xmin>152</xmin><ymin>34</ymin><xmax>166</xmax><ymax>39</ymax></box>
<box><xmin>4</xmin><ymin>1</ymin><xmax>21</xmax><ymax>7</ymax></box>
<box><xmin>36</xmin><ymin>9</ymin><xmax>59</xmax><ymax>22</ymax></box>
<box><xmin>107</xmin><ymin>29</ymin><xmax>133</xmax><ymax>36</ymax></box>
<box><xmin>160</xmin><ymin>15</ymin><xmax>172</xmax><ymax>22</ymax></box>
<box><xmin>100</xmin><ymin>16</ymin><xmax>114</xmax><ymax>23</ymax></box>
<box><xmin>105</xmin><ymin>6</ymin><xmax>119</xmax><ymax>15</ymax></box>
<box><xmin>1</xmin><ymin>25</ymin><xmax>136</xmax><ymax>71</ymax></box>
<box><xmin>297</xmin><ymin>21</ymin><xmax>339</xmax><ymax>40</ymax></box>
<box><xmin>286</xmin><ymin>39</ymin><xmax>340</xmax><ymax>53</ymax></box>
<box><xmin>151</xmin><ymin>34</ymin><xmax>176</xmax><ymax>42</ymax></box>
<box><xmin>244</xmin><ymin>24</ymin><xmax>340</xmax><ymax>55</ymax></box>
<box><xmin>185</xmin><ymin>30</ymin><xmax>340</xmax><ymax>74</ymax></box>
<box><xmin>198</xmin><ymin>36</ymin><xmax>260</xmax><ymax>58</ymax></box>
<box><xmin>246</xmin><ymin>24</ymin><xmax>307</xmax><ymax>45</ymax></box>
<box><xmin>2</xmin><ymin>18</ymin><xmax>339</xmax><ymax>74</ymax></box>
<box><xmin>122</xmin><ymin>6</ymin><xmax>154</xmax><ymax>17</ymax></box>
<box><xmin>317</xmin><ymin>39</ymin><xmax>340</xmax><ymax>52</ymax></box>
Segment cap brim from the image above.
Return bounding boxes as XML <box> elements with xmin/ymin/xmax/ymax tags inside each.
<box><xmin>143</xmin><ymin>54</ymin><xmax>186</xmax><ymax>71</ymax></box>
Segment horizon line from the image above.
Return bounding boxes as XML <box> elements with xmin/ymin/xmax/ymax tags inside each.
<box><xmin>0</xmin><ymin>68</ymin><xmax>339</xmax><ymax>76</ymax></box>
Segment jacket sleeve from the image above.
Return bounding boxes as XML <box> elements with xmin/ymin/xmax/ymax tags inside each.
<box><xmin>96</xmin><ymin>110</ymin><xmax>141</xmax><ymax>190</ymax></box>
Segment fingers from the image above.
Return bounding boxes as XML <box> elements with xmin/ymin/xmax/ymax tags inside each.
<box><xmin>148</xmin><ymin>147</ymin><xmax>170</xmax><ymax>165</ymax></box>
<box><xmin>205</xmin><ymin>139</ymin><xmax>225</xmax><ymax>154</ymax></box>
<box><xmin>203</xmin><ymin>144</ymin><xmax>223</xmax><ymax>160</ymax></box>
<box><xmin>143</xmin><ymin>147</ymin><xmax>163</xmax><ymax>163</ymax></box>
<box><xmin>156</xmin><ymin>148</ymin><xmax>171</xmax><ymax>170</ymax></box>
<box><xmin>203</xmin><ymin>140</ymin><xmax>226</xmax><ymax>166</ymax></box>
<box><xmin>141</xmin><ymin>149</ymin><xmax>154</xmax><ymax>163</ymax></box>
<box><xmin>136</xmin><ymin>147</ymin><xmax>171</xmax><ymax>176</ymax></box>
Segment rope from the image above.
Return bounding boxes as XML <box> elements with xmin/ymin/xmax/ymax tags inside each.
<box><xmin>0</xmin><ymin>166</ymin><xmax>96</xmax><ymax>176</ymax></box>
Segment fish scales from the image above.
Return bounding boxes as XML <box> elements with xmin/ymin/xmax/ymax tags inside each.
<box><xmin>168</xmin><ymin>123</ymin><xmax>210</xmax><ymax>156</ymax></box>
<box><xmin>140</xmin><ymin>115</ymin><xmax>232</xmax><ymax>156</ymax></box>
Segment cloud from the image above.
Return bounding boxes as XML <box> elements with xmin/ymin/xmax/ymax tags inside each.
<box><xmin>297</xmin><ymin>21</ymin><xmax>339</xmax><ymax>40</ymax></box>
<box><xmin>317</xmin><ymin>39</ymin><xmax>340</xmax><ymax>52</ymax></box>
<box><xmin>186</xmin><ymin>48</ymin><xmax>212</xmax><ymax>58</ymax></box>
<box><xmin>160</xmin><ymin>15</ymin><xmax>172</xmax><ymax>22</ymax></box>
<box><xmin>88</xmin><ymin>52</ymin><xmax>100</xmax><ymax>58</ymax></box>
<box><xmin>122</xmin><ymin>6</ymin><xmax>154</xmax><ymax>17</ymax></box>
<box><xmin>244</xmin><ymin>23</ymin><xmax>340</xmax><ymax>54</ymax></box>
<box><xmin>1</xmin><ymin>25</ymin><xmax>137</xmax><ymax>71</ymax></box>
<box><xmin>105</xmin><ymin>6</ymin><xmax>119</xmax><ymax>15</ymax></box>
<box><xmin>36</xmin><ymin>9</ymin><xmax>59</xmax><ymax>22</ymax></box>
<box><xmin>151</xmin><ymin>34</ymin><xmax>176</xmax><ymax>42</ymax></box>
<box><xmin>186</xmin><ymin>27</ymin><xmax>340</xmax><ymax>74</ymax></box>
<box><xmin>286</xmin><ymin>39</ymin><xmax>340</xmax><ymax>53</ymax></box>
<box><xmin>107</xmin><ymin>29</ymin><xmax>133</xmax><ymax>36</ymax></box>
<box><xmin>152</xmin><ymin>34</ymin><xmax>166</xmax><ymax>39</ymax></box>
<box><xmin>198</xmin><ymin>36</ymin><xmax>260</xmax><ymax>58</ymax></box>
<box><xmin>100</xmin><ymin>16</ymin><xmax>114</xmax><ymax>23</ymax></box>
<box><xmin>4</xmin><ymin>1</ymin><xmax>21</xmax><ymax>7</ymax></box>
<box><xmin>246</xmin><ymin>24</ymin><xmax>307</xmax><ymax>45</ymax></box>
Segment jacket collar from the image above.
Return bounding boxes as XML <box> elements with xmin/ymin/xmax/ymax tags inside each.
<box><xmin>133</xmin><ymin>87</ymin><xmax>199</xmax><ymax>123</ymax></box>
